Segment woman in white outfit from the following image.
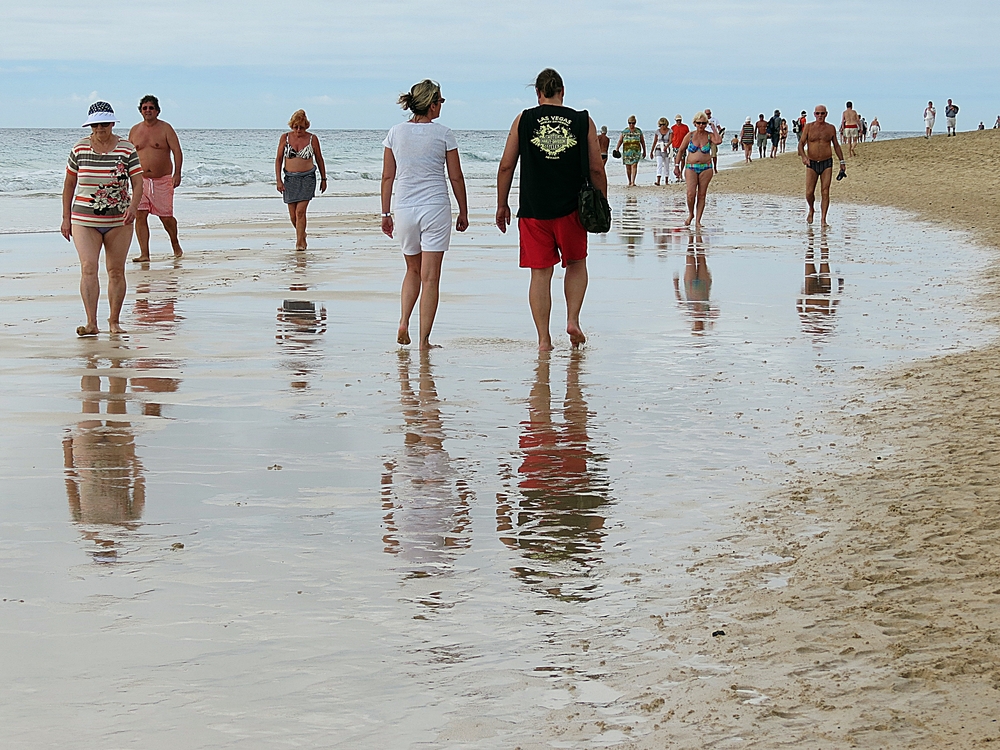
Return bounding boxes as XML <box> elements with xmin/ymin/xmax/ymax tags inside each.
<box><xmin>924</xmin><ymin>101</ymin><xmax>936</xmax><ymax>138</ymax></box>
<box><xmin>381</xmin><ymin>79</ymin><xmax>469</xmax><ymax>350</ymax></box>
<box><xmin>650</xmin><ymin>117</ymin><xmax>673</xmax><ymax>185</ymax></box>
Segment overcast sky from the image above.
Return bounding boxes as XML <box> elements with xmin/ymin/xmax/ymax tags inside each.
<box><xmin>2</xmin><ymin>0</ymin><xmax>998</xmax><ymax>132</ymax></box>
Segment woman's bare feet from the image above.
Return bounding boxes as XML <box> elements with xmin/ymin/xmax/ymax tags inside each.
<box><xmin>76</xmin><ymin>325</ymin><xmax>98</xmax><ymax>337</ymax></box>
<box><xmin>684</xmin><ymin>214</ymin><xmax>694</xmax><ymax>227</ymax></box>
<box><xmin>418</xmin><ymin>341</ymin><xmax>441</xmax><ymax>351</ymax></box>
<box><xmin>397</xmin><ymin>326</ymin><xmax>411</xmax><ymax>345</ymax></box>
<box><xmin>567</xmin><ymin>323</ymin><xmax>586</xmax><ymax>348</ymax></box>
<box><xmin>108</xmin><ymin>321</ymin><xmax>127</xmax><ymax>335</ymax></box>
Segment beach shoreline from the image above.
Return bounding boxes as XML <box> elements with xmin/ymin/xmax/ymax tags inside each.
<box><xmin>607</xmin><ymin>131</ymin><xmax>1000</xmax><ymax>748</ymax></box>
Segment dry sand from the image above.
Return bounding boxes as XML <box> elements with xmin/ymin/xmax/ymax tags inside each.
<box><xmin>611</xmin><ymin>131</ymin><xmax>1000</xmax><ymax>747</ymax></box>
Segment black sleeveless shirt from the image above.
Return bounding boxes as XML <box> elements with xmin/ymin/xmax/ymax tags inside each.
<box><xmin>517</xmin><ymin>105</ymin><xmax>589</xmax><ymax>220</ymax></box>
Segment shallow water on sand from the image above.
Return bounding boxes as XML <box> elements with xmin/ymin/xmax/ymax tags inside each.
<box><xmin>0</xmin><ymin>193</ymin><xmax>990</xmax><ymax>748</ymax></box>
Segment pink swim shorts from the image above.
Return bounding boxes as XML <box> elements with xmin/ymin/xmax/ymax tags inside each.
<box><xmin>137</xmin><ymin>175</ymin><xmax>175</xmax><ymax>217</ymax></box>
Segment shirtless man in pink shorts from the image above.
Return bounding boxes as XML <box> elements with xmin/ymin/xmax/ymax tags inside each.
<box><xmin>128</xmin><ymin>95</ymin><xmax>183</xmax><ymax>261</ymax></box>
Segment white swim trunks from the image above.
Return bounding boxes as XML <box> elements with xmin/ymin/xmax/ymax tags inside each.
<box><xmin>946</xmin><ymin>117</ymin><xmax>957</xmax><ymax>128</ymax></box>
<box><xmin>395</xmin><ymin>204</ymin><xmax>452</xmax><ymax>255</ymax></box>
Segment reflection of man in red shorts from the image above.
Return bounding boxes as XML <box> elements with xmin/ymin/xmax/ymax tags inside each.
<box><xmin>128</xmin><ymin>95</ymin><xmax>183</xmax><ymax>261</ymax></box>
<box><xmin>496</xmin><ymin>68</ymin><xmax>608</xmax><ymax>351</ymax></box>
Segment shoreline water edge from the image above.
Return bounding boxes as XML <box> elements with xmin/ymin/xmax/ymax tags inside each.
<box><xmin>1</xmin><ymin>129</ymin><xmax>998</xmax><ymax>748</ymax></box>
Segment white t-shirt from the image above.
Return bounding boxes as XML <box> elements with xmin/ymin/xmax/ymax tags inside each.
<box><xmin>383</xmin><ymin>122</ymin><xmax>458</xmax><ymax>209</ymax></box>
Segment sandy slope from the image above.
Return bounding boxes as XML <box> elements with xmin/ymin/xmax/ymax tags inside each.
<box><xmin>615</xmin><ymin>131</ymin><xmax>1000</xmax><ymax>748</ymax></box>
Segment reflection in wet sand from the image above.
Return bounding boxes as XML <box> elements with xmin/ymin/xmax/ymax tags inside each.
<box><xmin>673</xmin><ymin>232</ymin><xmax>717</xmax><ymax>334</ymax></box>
<box><xmin>797</xmin><ymin>228</ymin><xmax>845</xmax><ymax>339</ymax></box>
<box><xmin>133</xmin><ymin>272</ymin><xmax>184</xmax><ymax>335</ymax></box>
<box><xmin>131</xmin><ymin>273</ymin><xmax>184</xmax><ymax>416</ymax></box>
<box><xmin>63</xmin><ymin>355</ymin><xmax>145</xmax><ymax>561</ymax></box>
<box><xmin>381</xmin><ymin>351</ymin><xmax>472</xmax><ymax>578</ymax></box>
<box><xmin>276</xmin><ymin>299</ymin><xmax>328</xmax><ymax>390</ymax></box>
<box><xmin>497</xmin><ymin>352</ymin><xmax>612</xmax><ymax>601</ymax></box>
<box><xmin>619</xmin><ymin>194</ymin><xmax>644</xmax><ymax>256</ymax></box>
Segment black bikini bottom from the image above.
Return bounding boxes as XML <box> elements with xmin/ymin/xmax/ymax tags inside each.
<box><xmin>808</xmin><ymin>158</ymin><xmax>833</xmax><ymax>176</ymax></box>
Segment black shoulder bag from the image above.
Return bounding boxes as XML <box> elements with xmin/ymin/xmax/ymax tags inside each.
<box><xmin>576</xmin><ymin>111</ymin><xmax>612</xmax><ymax>234</ymax></box>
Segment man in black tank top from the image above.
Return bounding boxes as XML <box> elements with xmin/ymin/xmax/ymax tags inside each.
<box><xmin>496</xmin><ymin>69</ymin><xmax>607</xmax><ymax>351</ymax></box>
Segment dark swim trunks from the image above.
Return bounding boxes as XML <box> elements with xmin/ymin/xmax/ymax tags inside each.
<box><xmin>808</xmin><ymin>158</ymin><xmax>833</xmax><ymax>175</ymax></box>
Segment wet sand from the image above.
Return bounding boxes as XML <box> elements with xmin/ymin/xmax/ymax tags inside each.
<box><xmin>1</xmin><ymin>144</ymin><xmax>997</xmax><ymax>748</ymax></box>
<box><xmin>609</xmin><ymin>131</ymin><xmax>1000</xmax><ymax>747</ymax></box>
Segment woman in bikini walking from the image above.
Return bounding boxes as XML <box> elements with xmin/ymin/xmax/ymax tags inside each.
<box><xmin>673</xmin><ymin>111</ymin><xmax>723</xmax><ymax>229</ymax></box>
<box><xmin>275</xmin><ymin>109</ymin><xmax>327</xmax><ymax>250</ymax></box>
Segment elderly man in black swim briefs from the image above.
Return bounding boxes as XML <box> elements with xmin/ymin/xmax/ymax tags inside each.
<box><xmin>798</xmin><ymin>105</ymin><xmax>846</xmax><ymax>226</ymax></box>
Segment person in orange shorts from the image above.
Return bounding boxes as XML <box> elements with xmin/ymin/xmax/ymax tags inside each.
<box><xmin>128</xmin><ymin>95</ymin><xmax>183</xmax><ymax>261</ymax></box>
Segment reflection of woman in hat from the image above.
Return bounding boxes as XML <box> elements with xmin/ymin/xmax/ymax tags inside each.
<box><xmin>61</xmin><ymin>101</ymin><xmax>144</xmax><ymax>337</ymax></box>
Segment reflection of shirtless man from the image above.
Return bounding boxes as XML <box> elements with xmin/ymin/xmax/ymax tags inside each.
<box><xmin>840</xmin><ymin>101</ymin><xmax>860</xmax><ymax>157</ymax></box>
<box><xmin>798</xmin><ymin>105</ymin><xmax>846</xmax><ymax>226</ymax></box>
<box><xmin>128</xmin><ymin>95</ymin><xmax>183</xmax><ymax>261</ymax></box>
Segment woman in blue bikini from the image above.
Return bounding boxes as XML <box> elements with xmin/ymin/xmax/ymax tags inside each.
<box><xmin>673</xmin><ymin>111</ymin><xmax>723</xmax><ymax>228</ymax></box>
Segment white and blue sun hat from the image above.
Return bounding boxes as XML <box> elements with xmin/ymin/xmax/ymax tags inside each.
<box><xmin>82</xmin><ymin>101</ymin><xmax>118</xmax><ymax>127</ymax></box>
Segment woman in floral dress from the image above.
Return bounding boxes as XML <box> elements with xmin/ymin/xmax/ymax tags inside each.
<box><xmin>61</xmin><ymin>101</ymin><xmax>144</xmax><ymax>337</ymax></box>
<box><xmin>615</xmin><ymin>116</ymin><xmax>646</xmax><ymax>186</ymax></box>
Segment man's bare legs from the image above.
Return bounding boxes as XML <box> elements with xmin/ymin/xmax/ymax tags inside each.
<box><xmin>529</xmin><ymin>266</ymin><xmax>554</xmax><ymax>351</ymax></box>
<box><xmin>134</xmin><ymin>211</ymin><xmax>151</xmax><ymax>262</ymax></box>
<box><xmin>73</xmin><ymin>224</ymin><xmax>132</xmax><ymax>335</ymax></box>
<box><xmin>287</xmin><ymin>201</ymin><xmax>309</xmax><ymax>250</ymax></box>
<box><xmin>805</xmin><ymin>167</ymin><xmax>818</xmax><ymax>224</ymax></box>
<box><xmin>398</xmin><ymin>251</ymin><xmax>444</xmax><ymax>349</ymax></box>
<box><xmin>529</xmin><ymin>261</ymin><xmax>587</xmax><ymax>351</ymax></box>
<box><xmin>804</xmin><ymin>166</ymin><xmax>833</xmax><ymax>226</ymax></box>
<box><xmin>133</xmin><ymin>212</ymin><xmax>182</xmax><ymax>261</ymax></box>
<box><xmin>564</xmin><ymin>258</ymin><xmax>587</xmax><ymax>347</ymax></box>
<box><xmin>817</xmin><ymin>167</ymin><xmax>833</xmax><ymax>226</ymax></box>
<box><xmin>160</xmin><ymin>216</ymin><xmax>183</xmax><ymax>257</ymax></box>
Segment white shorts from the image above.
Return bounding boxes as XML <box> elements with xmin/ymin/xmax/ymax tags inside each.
<box><xmin>396</xmin><ymin>204</ymin><xmax>452</xmax><ymax>255</ymax></box>
<box><xmin>946</xmin><ymin>117</ymin><xmax>957</xmax><ymax>128</ymax></box>
<box><xmin>925</xmin><ymin>117</ymin><xmax>935</xmax><ymax>129</ymax></box>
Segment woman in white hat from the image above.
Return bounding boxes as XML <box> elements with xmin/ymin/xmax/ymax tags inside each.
<box><xmin>61</xmin><ymin>101</ymin><xmax>144</xmax><ymax>336</ymax></box>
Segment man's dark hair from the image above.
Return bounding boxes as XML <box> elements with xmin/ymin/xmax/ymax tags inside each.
<box><xmin>139</xmin><ymin>95</ymin><xmax>160</xmax><ymax>112</ymax></box>
<box><xmin>846</xmin><ymin>101</ymin><xmax>853</xmax><ymax>108</ymax></box>
<box><xmin>534</xmin><ymin>69</ymin><xmax>564</xmax><ymax>98</ymax></box>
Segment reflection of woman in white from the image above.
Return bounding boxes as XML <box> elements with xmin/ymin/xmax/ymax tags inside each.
<box><xmin>381</xmin><ymin>80</ymin><xmax>469</xmax><ymax>350</ymax></box>
<box><xmin>924</xmin><ymin>101</ymin><xmax>936</xmax><ymax>138</ymax></box>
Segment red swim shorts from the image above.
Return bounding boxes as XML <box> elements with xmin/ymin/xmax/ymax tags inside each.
<box><xmin>518</xmin><ymin>212</ymin><xmax>588</xmax><ymax>269</ymax></box>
